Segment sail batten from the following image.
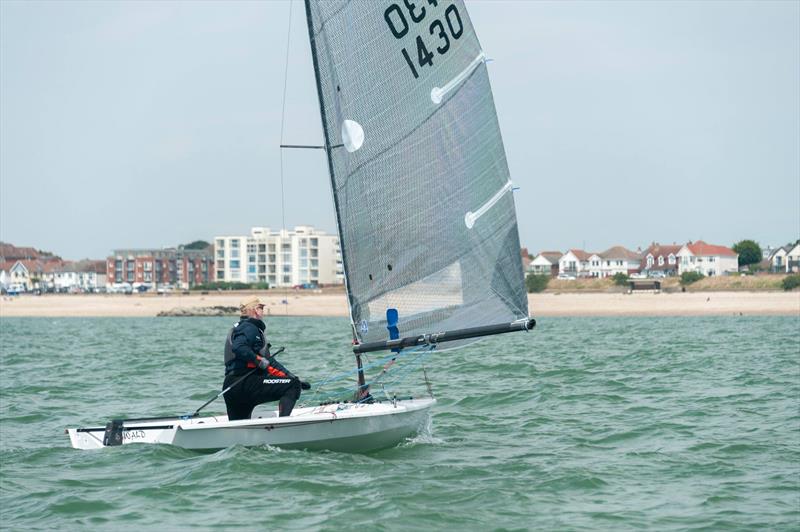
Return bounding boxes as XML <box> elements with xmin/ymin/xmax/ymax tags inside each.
<box><xmin>305</xmin><ymin>0</ymin><xmax>530</xmax><ymax>349</ymax></box>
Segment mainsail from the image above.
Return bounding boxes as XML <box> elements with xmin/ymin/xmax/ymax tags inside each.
<box><xmin>304</xmin><ymin>0</ymin><xmax>530</xmax><ymax>350</ymax></box>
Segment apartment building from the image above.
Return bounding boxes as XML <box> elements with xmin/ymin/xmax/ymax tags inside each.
<box><xmin>214</xmin><ymin>226</ymin><xmax>343</xmax><ymax>287</ymax></box>
<box><xmin>107</xmin><ymin>247</ymin><xmax>214</xmax><ymax>289</ymax></box>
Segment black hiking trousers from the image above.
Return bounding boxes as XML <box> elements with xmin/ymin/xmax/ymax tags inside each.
<box><xmin>223</xmin><ymin>372</ymin><xmax>301</xmax><ymax>421</ymax></box>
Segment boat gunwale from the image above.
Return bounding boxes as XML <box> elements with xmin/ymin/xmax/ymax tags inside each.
<box><xmin>68</xmin><ymin>398</ymin><xmax>435</xmax><ymax>434</ymax></box>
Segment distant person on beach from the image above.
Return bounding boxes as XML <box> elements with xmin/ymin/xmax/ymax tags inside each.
<box><xmin>222</xmin><ymin>296</ymin><xmax>311</xmax><ymax>420</ymax></box>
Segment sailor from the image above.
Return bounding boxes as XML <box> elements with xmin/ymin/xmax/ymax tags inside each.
<box><xmin>222</xmin><ymin>296</ymin><xmax>311</xmax><ymax>420</ymax></box>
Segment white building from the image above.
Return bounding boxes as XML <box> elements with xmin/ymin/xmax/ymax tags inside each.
<box><xmin>558</xmin><ymin>249</ymin><xmax>592</xmax><ymax>277</ymax></box>
<box><xmin>214</xmin><ymin>226</ymin><xmax>343</xmax><ymax>287</ymax></box>
<box><xmin>768</xmin><ymin>246</ymin><xmax>788</xmax><ymax>273</ymax></box>
<box><xmin>50</xmin><ymin>270</ymin><xmax>106</xmax><ymax>293</ymax></box>
<box><xmin>592</xmin><ymin>246</ymin><xmax>642</xmax><ymax>278</ymax></box>
<box><xmin>0</xmin><ymin>261</ymin><xmax>32</xmax><ymax>292</ymax></box>
<box><xmin>0</xmin><ymin>259</ymin><xmax>107</xmax><ymax>293</ymax></box>
<box><xmin>787</xmin><ymin>243</ymin><xmax>800</xmax><ymax>273</ymax></box>
<box><xmin>530</xmin><ymin>252</ymin><xmax>562</xmax><ymax>276</ymax></box>
<box><xmin>558</xmin><ymin>247</ymin><xmax>640</xmax><ymax>278</ymax></box>
<box><xmin>55</xmin><ymin>260</ymin><xmax>107</xmax><ymax>292</ymax></box>
<box><xmin>769</xmin><ymin>243</ymin><xmax>800</xmax><ymax>273</ymax></box>
<box><xmin>676</xmin><ymin>240</ymin><xmax>738</xmax><ymax>277</ymax></box>
<box><xmin>587</xmin><ymin>253</ymin><xmax>603</xmax><ymax>277</ymax></box>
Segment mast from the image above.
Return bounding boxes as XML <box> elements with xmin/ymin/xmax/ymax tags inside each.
<box><xmin>303</xmin><ymin>0</ymin><xmax>367</xmax><ymax>393</ymax></box>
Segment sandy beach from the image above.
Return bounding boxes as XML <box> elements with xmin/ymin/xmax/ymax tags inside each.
<box><xmin>1</xmin><ymin>290</ymin><xmax>797</xmax><ymax>318</ymax></box>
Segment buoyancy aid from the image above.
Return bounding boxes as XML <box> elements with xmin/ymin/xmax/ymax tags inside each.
<box><xmin>223</xmin><ymin>327</ymin><xmax>236</xmax><ymax>366</ymax></box>
<box><xmin>223</xmin><ymin>318</ymin><xmax>288</xmax><ymax>377</ymax></box>
<box><xmin>223</xmin><ymin>326</ymin><xmax>269</xmax><ymax>364</ymax></box>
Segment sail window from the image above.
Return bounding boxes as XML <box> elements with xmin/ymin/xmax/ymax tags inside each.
<box><xmin>367</xmin><ymin>261</ymin><xmax>463</xmax><ymax>317</ymax></box>
<box><xmin>431</xmin><ymin>51</ymin><xmax>486</xmax><ymax>104</ymax></box>
<box><xmin>341</xmin><ymin>119</ymin><xmax>364</xmax><ymax>152</ymax></box>
<box><xmin>465</xmin><ymin>180</ymin><xmax>514</xmax><ymax>229</ymax></box>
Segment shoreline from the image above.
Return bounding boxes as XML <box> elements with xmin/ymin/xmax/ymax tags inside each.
<box><xmin>0</xmin><ymin>291</ymin><xmax>797</xmax><ymax>318</ymax></box>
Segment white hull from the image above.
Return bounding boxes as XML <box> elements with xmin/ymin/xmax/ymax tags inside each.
<box><xmin>67</xmin><ymin>398</ymin><xmax>435</xmax><ymax>452</ymax></box>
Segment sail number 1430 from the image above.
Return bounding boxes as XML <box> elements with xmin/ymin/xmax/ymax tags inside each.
<box><xmin>384</xmin><ymin>1</ymin><xmax>464</xmax><ymax>80</ymax></box>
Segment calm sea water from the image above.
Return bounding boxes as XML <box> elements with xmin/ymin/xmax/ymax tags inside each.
<box><xmin>1</xmin><ymin>315</ymin><xmax>798</xmax><ymax>530</ymax></box>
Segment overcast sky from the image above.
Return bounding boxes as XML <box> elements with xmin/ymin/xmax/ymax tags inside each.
<box><xmin>1</xmin><ymin>0</ymin><xmax>798</xmax><ymax>260</ymax></box>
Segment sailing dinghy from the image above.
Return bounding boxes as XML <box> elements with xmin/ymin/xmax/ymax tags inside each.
<box><xmin>67</xmin><ymin>400</ymin><xmax>436</xmax><ymax>452</ymax></box>
<box><xmin>67</xmin><ymin>0</ymin><xmax>534</xmax><ymax>452</ymax></box>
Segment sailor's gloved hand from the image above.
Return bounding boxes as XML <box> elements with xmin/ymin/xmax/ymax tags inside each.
<box><xmin>299</xmin><ymin>380</ymin><xmax>311</xmax><ymax>390</ymax></box>
<box><xmin>257</xmin><ymin>357</ymin><xmax>269</xmax><ymax>370</ymax></box>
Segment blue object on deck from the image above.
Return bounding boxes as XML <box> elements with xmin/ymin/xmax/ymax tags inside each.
<box><xmin>386</xmin><ymin>308</ymin><xmax>400</xmax><ymax>353</ymax></box>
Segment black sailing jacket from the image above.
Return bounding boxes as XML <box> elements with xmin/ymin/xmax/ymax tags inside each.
<box><xmin>226</xmin><ymin>317</ymin><xmax>294</xmax><ymax>378</ymax></box>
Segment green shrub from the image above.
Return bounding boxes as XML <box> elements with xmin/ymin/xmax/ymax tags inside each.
<box><xmin>782</xmin><ymin>275</ymin><xmax>800</xmax><ymax>291</ymax></box>
<box><xmin>680</xmin><ymin>271</ymin><xmax>704</xmax><ymax>286</ymax></box>
<box><xmin>612</xmin><ymin>272</ymin><xmax>629</xmax><ymax>286</ymax></box>
<box><xmin>525</xmin><ymin>273</ymin><xmax>550</xmax><ymax>293</ymax></box>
